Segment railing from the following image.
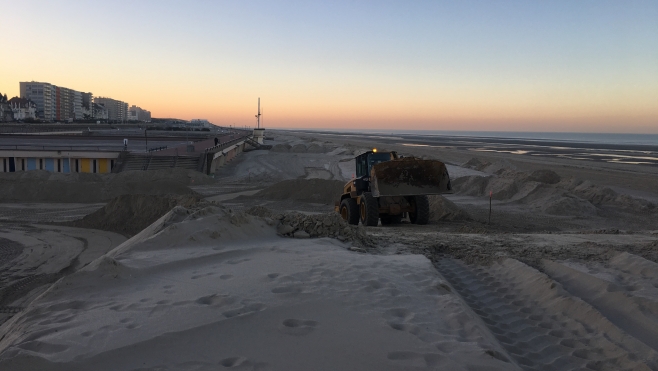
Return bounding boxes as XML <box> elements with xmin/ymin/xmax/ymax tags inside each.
<box><xmin>147</xmin><ymin>145</ymin><xmax>168</xmax><ymax>153</ymax></box>
<box><xmin>203</xmin><ymin>135</ymin><xmax>251</xmax><ymax>153</ymax></box>
<box><xmin>141</xmin><ymin>154</ymin><xmax>152</xmax><ymax>171</ymax></box>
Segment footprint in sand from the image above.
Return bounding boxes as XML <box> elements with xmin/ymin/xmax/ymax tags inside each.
<box><xmin>386</xmin><ymin>351</ymin><xmax>446</xmax><ymax>368</ymax></box>
<box><xmin>219</xmin><ymin>356</ymin><xmax>269</xmax><ymax>369</ymax></box>
<box><xmin>219</xmin><ymin>356</ymin><xmax>247</xmax><ymax>367</ymax></box>
<box><xmin>195</xmin><ymin>294</ymin><xmax>238</xmax><ymax>307</ymax></box>
<box><xmin>271</xmin><ymin>285</ymin><xmax>303</xmax><ymax>294</ymax></box>
<box><xmin>191</xmin><ymin>272</ymin><xmax>215</xmax><ymax>280</ymax></box>
<box><xmin>279</xmin><ymin>318</ymin><xmax>318</xmax><ymax>336</ymax></box>
<box><xmin>222</xmin><ymin>303</ymin><xmax>266</xmax><ymax>318</ymax></box>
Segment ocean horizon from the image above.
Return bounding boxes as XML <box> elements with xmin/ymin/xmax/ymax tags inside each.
<box><xmin>279</xmin><ymin>128</ymin><xmax>658</xmax><ymax>147</ymax></box>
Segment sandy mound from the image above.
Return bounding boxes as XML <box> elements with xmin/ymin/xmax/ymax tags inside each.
<box><xmin>452</xmin><ymin>172</ymin><xmax>598</xmax><ymax>216</ymax></box>
<box><xmin>270</xmin><ymin>144</ymin><xmax>291</xmax><ymax>152</ymax></box>
<box><xmin>565</xmin><ymin>179</ymin><xmax>655</xmax><ymax>212</ymax></box>
<box><xmin>0</xmin><ymin>169</ymin><xmax>206</xmax><ymax>203</ymax></box>
<box><xmin>528</xmin><ymin>169</ymin><xmax>561</xmax><ymax>184</ymax></box>
<box><xmin>243</xmin><ymin>207</ymin><xmax>373</xmax><ymax>245</ymax></box>
<box><xmin>250</xmin><ymin>179</ymin><xmax>345</xmax><ymax>205</ymax></box>
<box><xmin>428</xmin><ymin>196</ymin><xmax>471</xmax><ymax>222</ymax></box>
<box><xmin>306</xmin><ymin>143</ymin><xmax>325</xmax><ymax>153</ymax></box>
<box><xmin>290</xmin><ymin>144</ymin><xmax>307</xmax><ymax>153</ymax></box>
<box><xmin>112</xmin><ymin>168</ymin><xmax>215</xmax><ymax>186</ymax></box>
<box><xmin>462</xmin><ymin>158</ymin><xmax>492</xmax><ymax>171</ymax></box>
<box><xmin>453</xmin><ymin>168</ymin><xmax>656</xmax><ymax>217</ymax></box>
<box><xmin>68</xmin><ymin>194</ymin><xmax>200</xmax><ymax>236</ymax></box>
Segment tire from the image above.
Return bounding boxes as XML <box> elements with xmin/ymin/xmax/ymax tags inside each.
<box><xmin>340</xmin><ymin>198</ymin><xmax>359</xmax><ymax>225</ymax></box>
<box><xmin>380</xmin><ymin>214</ymin><xmax>403</xmax><ymax>225</ymax></box>
<box><xmin>359</xmin><ymin>192</ymin><xmax>380</xmax><ymax>226</ymax></box>
<box><xmin>409</xmin><ymin>195</ymin><xmax>430</xmax><ymax>225</ymax></box>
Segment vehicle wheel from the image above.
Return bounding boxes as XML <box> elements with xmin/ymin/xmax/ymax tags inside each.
<box><xmin>340</xmin><ymin>198</ymin><xmax>359</xmax><ymax>225</ymax></box>
<box><xmin>380</xmin><ymin>214</ymin><xmax>403</xmax><ymax>225</ymax></box>
<box><xmin>359</xmin><ymin>192</ymin><xmax>380</xmax><ymax>226</ymax></box>
<box><xmin>409</xmin><ymin>195</ymin><xmax>430</xmax><ymax>225</ymax></box>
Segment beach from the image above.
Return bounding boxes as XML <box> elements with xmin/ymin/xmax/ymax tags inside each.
<box><xmin>0</xmin><ymin>129</ymin><xmax>657</xmax><ymax>370</ymax></box>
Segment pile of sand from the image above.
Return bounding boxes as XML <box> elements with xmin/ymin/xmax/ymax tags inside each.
<box><xmin>249</xmin><ymin>179</ymin><xmax>345</xmax><ymax>205</ymax></box>
<box><xmin>306</xmin><ymin>143</ymin><xmax>325</xmax><ymax>153</ymax></box>
<box><xmin>451</xmin><ymin>171</ymin><xmax>596</xmax><ymax>216</ymax></box>
<box><xmin>528</xmin><ymin>169</ymin><xmax>561</xmax><ymax>184</ymax></box>
<box><xmin>270</xmin><ymin>144</ymin><xmax>291</xmax><ymax>152</ymax></box>
<box><xmin>0</xmin><ymin>169</ymin><xmax>207</xmax><ymax>203</ymax></box>
<box><xmin>290</xmin><ymin>144</ymin><xmax>307</xmax><ymax>153</ymax></box>
<box><xmin>453</xmin><ymin>168</ymin><xmax>656</xmax><ymax>217</ymax></box>
<box><xmin>428</xmin><ymin>195</ymin><xmax>472</xmax><ymax>222</ymax></box>
<box><xmin>462</xmin><ymin>158</ymin><xmax>492</xmax><ymax>171</ymax></box>
<box><xmin>244</xmin><ymin>207</ymin><xmax>372</xmax><ymax>246</ymax></box>
<box><xmin>68</xmin><ymin>194</ymin><xmax>199</xmax><ymax>236</ymax></box>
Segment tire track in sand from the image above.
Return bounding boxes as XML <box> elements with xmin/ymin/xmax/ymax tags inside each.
<box><xmin>436</xmin><ymin>258</ymin><xmax>658</xmax><ymax>371</ymax></box>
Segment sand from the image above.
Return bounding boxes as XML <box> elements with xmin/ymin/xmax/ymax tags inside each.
<box><xmin>1</xmin><ymin>130</ymin><xmax>658</xmax><ymax>370</ymax></box>
<box><xmin>0</xmin><ymin>207</ymin><xmax>515</xmax><ymax>371</ymax></box>
<box><xmin>249</xmin><ymin>179</ymin><xmax>345</xmax><ymax>205</ymax></box>
<box><xmin>67</xmin><ymin>194</ymin><xmax>200</xmax><ymax>236</ymax></box>
<box><xmin>0</xmin><ymin>168</ymin><xmax>208</xmax><ymax>203</ymax></box>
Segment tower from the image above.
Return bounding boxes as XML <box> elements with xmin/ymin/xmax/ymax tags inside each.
<box><xmin>253</xmin><ymin>97</ymin><xmax>265</xmax><ymax>144</ymax></box>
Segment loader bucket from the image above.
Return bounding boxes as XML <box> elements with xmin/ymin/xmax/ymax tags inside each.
<box><xmin>370</xmin><ymin>159</ymin><xmax>451</xmax><ymax>197</ymax></box>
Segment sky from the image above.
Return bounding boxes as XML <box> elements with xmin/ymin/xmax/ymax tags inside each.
<box><xmin>0</xmin><ymin>0</ymin><xmax>656</xmax><ymax>133</ymax></box>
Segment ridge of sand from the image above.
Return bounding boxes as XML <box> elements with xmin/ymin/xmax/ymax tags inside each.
<box><xmin>66</xmin><ymin>194</ymin><xmax>200</xmax><ymax>236</ymax></box>
<box><xmin>0</xmin><ymin>206</ymin><xmax>516</xmax><ymax>371</ymax></box>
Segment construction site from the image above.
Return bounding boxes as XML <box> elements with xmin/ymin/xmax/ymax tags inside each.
<box><xmin>0</xmin><ymin>128</ymin><xmax>657</xmax><ymax>371</ymax></box>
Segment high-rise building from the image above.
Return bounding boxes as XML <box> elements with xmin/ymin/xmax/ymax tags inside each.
<box><xmin>81</xmin><ymin>92</ymin><xmax>93</xmax><ymax>119</ymax></box>
<box><xmin>127</xmin><ymin>105</ymin><xmax>151</xmax><ymax>122</ymax></box>
<box><xmin>20</xmin><ymin>81</ymin><xmax>93</xmax><ymax>122</ymax></box>
<box><xmin>93</xmin><ymin>97</ymin><xmax>128</xmax><ymax>122</ymax></box>
<box><xmin>92</xmin><ymin>103</ymin><xmax>108</xmax><ymax>120</ymax></box>
<box><xmin>20</xmin><ymin>82</ymin><xmax>56</xmax><ymax>121</ymax></box>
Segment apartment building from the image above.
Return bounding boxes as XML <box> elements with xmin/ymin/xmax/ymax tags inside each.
<box><xmin>20</xmin><ymin>81</ymin><xmax>91</xmax><ymax>121</ymax></box>
<box><xmin>92</xmin><ymin>103</ymin><xmax>109</xmax><ymax>120</ymax></box>
<box><xmin>93</xmin><ymin>97</ymin><xmax>128</xmax><ymax>122</ymax></box>
<box><xmin>81</xmin><ymin>92</ymin><xmax>93</xmax><ymax>119</ymax></box>
<box><xmin>127</xmin><ymin>105</ymin><xmax>151</xmax><ymax>122</ymax></box>
<box><xmin>20</xmin><ymin>82</ymin><xmax>56</xmax><ymax>121</ymax></box>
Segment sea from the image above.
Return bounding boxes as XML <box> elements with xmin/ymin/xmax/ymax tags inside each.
<box><xmin>291</xmin><ymin>128</ymin><xmax>658</xmax><ymax>166</ymax></box>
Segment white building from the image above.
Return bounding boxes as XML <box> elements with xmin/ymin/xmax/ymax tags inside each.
<box><xmin>189</xmin><ymin>119</ymin><xmax>213</xmax><ymax>128</ymax></box>
<box><xmin>20</xmin><ymin>81</ymin><xmax>56</xmax><ymax>121</ymax></box>
<box><xmin>93</xmin><ymin>97</ymin><xmax>128</xmax><ymax>122</ymax></box>
<box><xmin>8</xmin><ymin>97</ymin><xmax>37</xmax><ymax>120</ymax></box>
<box><xmin>127</xmin><ymin>105</ymin><xmax>151</xmax><ymax>122</ymax></box>
<box><xmin>72</xmin><ymin>90</ymin><xmax>84</xmax><ymax>119</ymax></box>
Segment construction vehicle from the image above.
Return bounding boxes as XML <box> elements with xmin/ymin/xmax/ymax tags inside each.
<box><xmin>335</xmin><ymin>149</ymin><xmax>452</xmax><ymax>226</ymax></box>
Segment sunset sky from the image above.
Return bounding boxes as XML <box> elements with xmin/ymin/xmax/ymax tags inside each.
<box><xmin>1</xmin><ymin>1</ymin><xmax>656</xmax><ymax>133</ymax></box>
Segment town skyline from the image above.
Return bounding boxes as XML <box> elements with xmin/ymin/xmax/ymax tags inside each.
<box><xmin>1</xmin><ymin>1</ymin><xmax>656</xmax><ymax>133</ymax></box>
